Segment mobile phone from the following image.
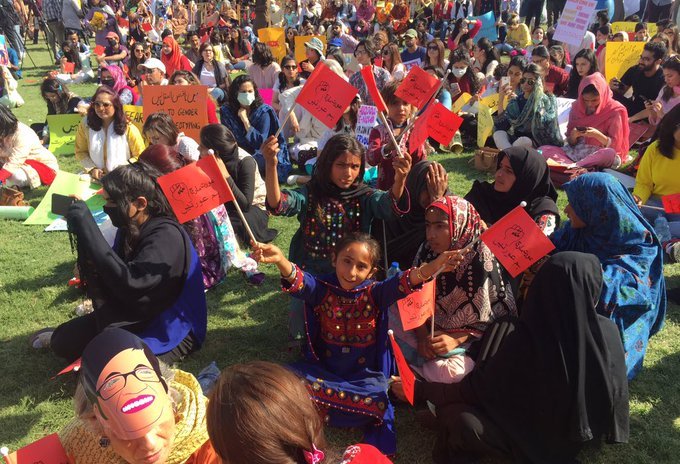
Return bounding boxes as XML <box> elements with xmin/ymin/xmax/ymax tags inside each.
<box><xmin>501</xmin><ymin>76</ymin><xmax>510</xmax><ymax>87</ymax></box>
<box><xmin>52</xmin><ymin>193</ymin><xmax>75</xmax><ymax>216</ymax></box>
<box><xmin>450</xmin><ymin>82</ymin><xmax>461</xmax><ymax>95</ymax></box>
<box><xmin>575</xmin><ymin>126</ymin><xmax>588</xmax><ymax>132</ymax></box>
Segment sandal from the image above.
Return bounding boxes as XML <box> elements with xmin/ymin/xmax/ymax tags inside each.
<box><xmin>29</xmin><ymin>327</ymin><xmax>55</xmax><ymax>350</ymax></box>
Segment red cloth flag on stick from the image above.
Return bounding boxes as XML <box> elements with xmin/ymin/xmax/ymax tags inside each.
<box><xmin>395</xmin><ymin>66</ymin><xmax>440</xmax><ymax>109</ymax></box>
<box><xmin>295</xmin><ymin>61</ymin><xmax>358</xmax><ymax>129</ymax></box>
<box><xmin>480</xmin><ymin>206</ymin><xmax>555</xmax><ymax>278</ymax></box>
<box><xmin>360</xmin><ymin>65</ymin><xmax>387</xmax><ymax>113</ymax></box>
<box><xmin>426</xmin><ymin>102</ymin><xmax>463</xmax><ymax>146</ymax></box>
<box><xmin>388</xmin><ymin>330</ymin><xmax>416</xmax><ymax>405</ymax></box>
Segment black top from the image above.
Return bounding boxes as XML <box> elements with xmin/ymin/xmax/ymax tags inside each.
<box><xmin>224</xmin><ymin>155</ymin><xmax>258</xmax><ymax>212</ymax></box>
<box><xmin>619</xmin><ymin>65</ymin><xmax>665</xmax><ymax>115</ymax></box>
<box><xmin>47</xmin><ymin>96</ymin><xmax>83</xmax><ymax>116</ymax></box>
<box><xmin>415</xmin><ymin>252</ymin><xmax>630</xmax><ymax>463</ymax></box>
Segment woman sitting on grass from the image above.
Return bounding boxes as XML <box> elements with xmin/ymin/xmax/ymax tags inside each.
<box><xmin>31</xmin><ymin>163</ymin><xmax>207</xmax><ymax>363</ymax></box>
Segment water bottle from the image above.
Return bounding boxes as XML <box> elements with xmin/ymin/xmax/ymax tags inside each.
<box><xmin>654</xmin><ymin>214</ymin><xmax>672</xmax><ymax>243</ymax></box>
<box><xmin>386</xmin><ymin>262</ymin><xmax>401</xmax><ymax>278</ymax></box>
<box><xmin>196</xmin><ymin>361</ymin><xmax>221</xmax><ymax>395</ymax></box>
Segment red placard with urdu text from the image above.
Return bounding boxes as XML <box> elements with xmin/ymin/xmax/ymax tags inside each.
<box><xmin>394</xmin><ymin>66</ymin><xmax>440</xmax><ymax>109</ymax></box>
<box><xmin>480</xmin><ymin>206</ymin><xmax>555</xmax><ymax>277</ymax></box>
<box><xmin>3</xmin><ymin>433</ymin><xmax>71</xmax><ymax>464</ymax></box>
<box><xmin>397</xmin><ymin>279</ymin><xmax>435</xmax><ymax>331</ymax></box>
<box><xmin>426</xmin><ymin>102</ymin><xmax>463</xmax><ymax>146</ymax></box>
<box><xmin>157</xmin><ymin>155</ymin><xmax>234</xmax><ymax>224</ymax></box>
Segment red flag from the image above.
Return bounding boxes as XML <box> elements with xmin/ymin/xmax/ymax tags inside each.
<box><xmin>117</xmin><ymin>16</ymin><xmax>129</xmax><ymax>28</ymax></box>
<box><xmin>52</xmin><ymin>358</ymin><xmax>81</xmax><ymax>379</ymax></box>
<box><xmin>397</xmin><ymin>279</ymin><xmax>435</xmax><ymax>330</ymax></box>
<box><xmin>141</xmin><ymin>22</ymin><xmax>153</xmax><ymax>32</ymax></box>
<box><xmin>426</xmin><ymin>102</ymin><xmax>463</xmax><ymax>146</ymax></box>
<box><xmin>395</xmin><ymin>66</ymin><xmax>440</xmax><ymax>109</ymax></box>
<box><xmin>157</xmin><ymin>155</ymin><xmax>233</xmax><ymax>223</ymax></box>
<box><xmin>218</xmin><ymin>18</ymin><xmax>228</xmax><ymax>27</ymax></box>
<box><xmin>662</xmin><ymin>193</ymin><xmax>680</xmax><ymax>214</ymax></box>
<box><xmin>200</xmin><ymin>32</ymin><xmax>210</xmax><ymax>44</ymax></box>
<box><xmin>360</xmin><ymin>65</ymin><xmax>387</xmax><ymax>113</ymax></box>
<box><xmin>296</xmin><ymin>61</ymin><xmax>358</xmax><ymax>129</ymax></box>
<box><xmin>408</xmin><ymin>105</ymin><xmax>432</xmax><ymax>154</ymax></box>
<box><xmin>62</xmin><ymin>61</ymin><xmax>75</xmax><ymax>73</ymax></box>
<box><xmin>388</xmin><ymin>331</ymin><xmax>415</xmax><ymax>405</ymax></box>
<box><xmin>480</xmin><ymin>206</ymin><xmax>556</xmax><ymax>278</ymax></box>
<box><xmin>4</xmin><ymin>434</ymin><xmax>71</xmax><ymax>464</ymax></box>
<box><xmin>93</xmin><ymin>44</ymin><xmax>105</xmax><ymax>56</ymax></box>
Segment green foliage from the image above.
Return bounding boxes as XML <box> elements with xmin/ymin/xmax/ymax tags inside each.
<box><xmin>1</xmin><ymin>44</ymin><xmax>679</xmax><ymax>463</ymax></box>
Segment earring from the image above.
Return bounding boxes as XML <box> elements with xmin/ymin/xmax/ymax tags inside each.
<box><xmin>99</xmin><ymin>436</ymin><xmax>110</xmax><ymax>448</ymax></box>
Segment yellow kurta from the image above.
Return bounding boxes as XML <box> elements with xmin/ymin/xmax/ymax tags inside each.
<box><xmin>74</xmin><ymin>118</ymin><xmax>146</xmax><ymax>173</ymax></box>
<box><xmin>633</xmin><ymin>140</ymin><xmax>680</xmax><ymax>203</ymax></box>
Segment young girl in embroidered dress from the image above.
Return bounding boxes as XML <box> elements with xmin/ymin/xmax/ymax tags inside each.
<box><xmin>252</xmin><ymin>233</ymin><xmax>463</xmax><ymax>456</ymax></box>
<box><xmin>261</xmin><ymin>133</ymin><xmax>413</xmax><ymax>340</ymax></box>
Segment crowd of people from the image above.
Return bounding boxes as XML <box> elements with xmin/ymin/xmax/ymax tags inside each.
<box><xmin>1</xmin><ymin>0</ymin><xmax>680</xmax><ymax>462</ymax></box>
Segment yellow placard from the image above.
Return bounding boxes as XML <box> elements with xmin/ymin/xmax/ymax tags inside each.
<box><xmin>123</xmin><ymin>104</ymin><xmax>144</xmax><ymax>134</ymax></box>
<box><xmin>479</xmin><ymin>93</ymin><xmax>500</xmax><ymax>114</ymax></box>
<box><xmin>46</xmin><ymin>114</ymin><xmax>83</xmax><ymax>156</ymax></box>
<box><xmin>611</xmin><ymin>21</ymin><xmax>658</xmax><ymax>37</ymax></box>
<box><xmin>605</xmin><ymin>41</ymin><xmax>645</xmax><ymax>83</ymax></box>
<box><xmin>258</xmin><ymin>27</ymin><xmax>286</xmax><ymax>63</ymax></box>
<box><xmin>477</xmin><ymin>103</ymin><xmax>494</xmax><ymax>148</ymax></box>
<box><xmin>451</xmin><ymin>92</ymin><xmax>472</xmax><ymax>113</ymax></box>
<box><xmin>295</xmin><ymin>35</ymin><xmax>327</xmax><ymax>65</ymax></box>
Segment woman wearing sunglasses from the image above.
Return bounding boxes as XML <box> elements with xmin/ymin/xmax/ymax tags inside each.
<box><xmin>380</xmin><ymin>42</ymin><xmax>405</xmax><ymax>80</ymax></box>
<box><xmin>493</xmin><ymin>63</ymin><xmax>563</xmax><ymax>151</ymax></box>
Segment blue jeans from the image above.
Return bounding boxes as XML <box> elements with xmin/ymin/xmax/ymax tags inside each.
<box><xmin>495</xmin><ymin>42</ymin><xmax>515</xmax><ymax>53</ymax></box>
<box><xmin>641</xmin><ymin>196</ymin><xmax>680</xmax><ymax>239</ymax></box>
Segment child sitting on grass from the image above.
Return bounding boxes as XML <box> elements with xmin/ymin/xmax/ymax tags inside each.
<box><xmin>252</xmin><ymin>232</ymin><xmax>462</xmax><ymax>456</ymax></box>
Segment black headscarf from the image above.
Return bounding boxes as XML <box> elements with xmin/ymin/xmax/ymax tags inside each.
<box><xmin>465</xmin><ymin>147</ymin><xmax>559</xmax><ymax>224</ymax></box>
<box><xmin>418</xmin><ymin>252</ymin><xmax>629</xmax><ymax>462</ymax></box>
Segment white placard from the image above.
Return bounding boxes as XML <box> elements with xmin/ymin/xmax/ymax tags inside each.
<box><xmin>355</xmin><ymin>105</ymin><xmax>379</xmax><ymax>148</ymax></box>
<box><xmin>553</xmin><ymin>0</ymin><xmax>598</xmax><ymax>46</ymax></box>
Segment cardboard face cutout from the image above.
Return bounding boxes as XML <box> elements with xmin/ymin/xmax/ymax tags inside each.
<box><xmin>93</xmin><ymin>348</ymin><xmax>169</xmax><ymax>440</ymax></box>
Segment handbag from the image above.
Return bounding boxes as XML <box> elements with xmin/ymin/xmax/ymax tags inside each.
<box><xmin>549</xmin><ymin>165</ymin><xmax>591</xmax><ymax>188</ymax></box>
<box><xmin>473</xmin><ymin>147</ymin><xmax>500</xmax><ymax>173</ymax></box>
<box><xmin>0</xmin><ymin>185</ymin><xmax>28</xmax><ymax>206</ymax></box>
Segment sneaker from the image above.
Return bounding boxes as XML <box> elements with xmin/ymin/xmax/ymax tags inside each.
<box><xmin>30</xmin><ymin>328</ymin><xmax>55</xmax><ymax>349</ymax></box>
<box><xmin>286</xmin><ymin>175</ymin><xmax>300</xmax><ymax>186</ymax></box>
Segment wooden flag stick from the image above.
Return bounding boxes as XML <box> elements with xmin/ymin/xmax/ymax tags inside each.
<box><xmin>231</xmin><ymin>197</ymin><xmax>258</xmax><ymax>247</ymax></box>
<box><xmin>378</xmin><ymin>112</ymin><xmax>404</xmax><ymax>158</ymax></box>
<box><xmin>273</xmin><ymin>103</ymin><xmax>297</xmax><ymax>139</ymax></box>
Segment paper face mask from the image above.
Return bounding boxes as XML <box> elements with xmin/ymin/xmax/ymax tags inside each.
<box><xmin>93</xmin><ymin>348</ymin><xmax>169</xmax><ymax>440</ymax></box>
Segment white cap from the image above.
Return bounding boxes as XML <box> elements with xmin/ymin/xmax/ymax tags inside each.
<box><xmin>139</xmin><ymin>57</ymin><xmax>166</xmax><ymax>74</ymax></box>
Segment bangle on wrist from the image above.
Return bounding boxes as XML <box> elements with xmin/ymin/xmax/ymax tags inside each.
<box><xmin>282</xmin><ymin>264</ymin><xmax>296</xmax><ymax>279</ymax></box>
<box><xmin>416</xmin><ymin>265</ymin><xmax>431</xmax><ymax>281</ymax></box>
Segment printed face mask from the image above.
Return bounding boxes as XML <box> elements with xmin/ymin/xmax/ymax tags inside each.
<box><xmin>93</xmin><ymin>348</ymin><xmax>168</xmax><ymax>440</ymax></box>
<box><xmin>237</xmin><ymin>92</ymin><xmax>255</xmax><ymax>106</ymax></box>
<box><xmin>451</xmin><ymin>67</ymin><xmax>467</xmax><ymax>78</ymax></box>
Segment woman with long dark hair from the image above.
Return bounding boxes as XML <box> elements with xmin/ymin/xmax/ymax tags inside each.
<box><xmin>220</xmin><ymin>74</ymin><xmax>291</xmax><ymax>182</ymax></box>
<box><xmin>247</xmin><ymin>42</ymin><xmax>282</xmax><ymax>89</ymax></box>
<box><xmin>566</xmin><ymin>48</ymin><xmax>598</xmax><ymax>99</ymax></box>
<box><xmin>192</xmin><ymin>43</ymin><xmax>229</xmax><ymax>103</ymax></box>
<box><xmin>74</xmin><ymin>86</ymin><xmax>145</xmax><ymax>181</ymax></box>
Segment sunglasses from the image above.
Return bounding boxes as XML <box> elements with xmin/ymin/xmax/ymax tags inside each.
<box><xmin>519</xmin><ymin>78</ymin><xmax>536</xmax><ymax>86</ymax></box>
<box><xmin>94</xmin><ymin>101</ymin><xmax>113</xmax><ymax>109</ymax></box>
<box><xmin>283</xmin><ymin>65</ymin><xmax>297</xmax><ymax>70</ymax></box>
<box><xmin>427</xmin><ymin>45</ymin><xmax>438</xmax><ymax>50</ymax></box>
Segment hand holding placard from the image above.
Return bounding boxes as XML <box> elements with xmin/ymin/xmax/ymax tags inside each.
<box><xmin>397</xmin><ymin>279</ymin><xmax>435</xmax><ymax>331</ymax></box>
<box><xmin>388</xmin><ymin>330</ymin><xmax>415</xmax><ymax>405</ymax></box>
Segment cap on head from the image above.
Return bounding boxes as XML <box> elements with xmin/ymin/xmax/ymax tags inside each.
<box><xmin>139</xmin><ymin>57</ymin><xmax>167</xmax><ymax>74</ymax></box>
<box><xmin>304</xmin><ymin>37</ymin><xmax>324</xmax><ymax>54</ymax></box>
<box><xmin>404</xmin><ymin>29</ymin><xmax>418</xmax><ymax>39</ymax></box>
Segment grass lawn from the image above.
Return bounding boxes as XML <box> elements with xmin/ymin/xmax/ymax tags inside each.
<box><xmin>1</xmin><ymin>43</ymin><xmax>679</xmax><ymax>463</ymax></box>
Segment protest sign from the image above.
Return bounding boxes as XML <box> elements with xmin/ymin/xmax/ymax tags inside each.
<box><xmin>93</xmin><ymin>44</ymin><xmax>105</xmax><ymax>56</ymax></box>
<box><xmin>402</xmin><ymin>58</ymin><xmax>422</xmax><ymax>71</ymax></box>
<box><xmin>258</xmin><ymin>27</ymin><xmax>286</xmax><ymax>63</ymax></box>
<box><xmin>556</xmin><ymin>97</ymin><xmax>575</xmax><ymax>135</ymax></box>
<box><xmin>397</xmin><ymin>279</ymin><xmax>435</xmax><ymax>331</ymax></box>
<box><xmin>480</xmin><ymin>206</ymin><xmax>555</xmax><ymax>277</ymax></box>
<box><xmin>142</xmin><ymin>22</ymin><xmax>153</xmax><ymax>32</ymax></box>
<box><xmin>356</xmin><ymin>105</ymin><xmax>379</xmax><ymax>147</ymax></box>
<box><xmin>611</xmin><ymin>21</ymin><xmax>658</xmax><ymax>36</ymax></box>
<box><xmin>62</xmin><ymin>62</ymin><xmax>75</xmax><ymax>73</ymax></box>
<box><xmin>662</xmin><ymin>193</ymin><xmax>680</xmax><ymax>214</ymax></box>
<box><xmin>553</xmin><ymin>0</ymin><xmax>597</xmax><ymax>46</ymax></box>
<box><xmin>157</xmin><ymin>155</ymin><xmax>233</xmax><ymax>223</ymax></box>
<box><xmin>3</xmin><ymin>433</ymin><xmax>71</xmax><ymax>464</ymax></box>
<box><xmin>479</xmin><ymin>93</ymin><xmax>500</xmax><ymax>114</ymax></box>
<box><xmin>46</xmin><ymin>114</ymin><xmax>82</xmax><ymax>156</ymax></box>
<box><xmin>388</xmin><ymin>331</ymin><xmax>415</xmax><ymax>405</ymax></box>
<box><xmin>296</xmin><ymin>62</ymin><xmax>358</xmax><ymax>129</ymax></box>
<box><xmin>0</xmin><ymin>35</ymin><xmax>8</xmax><ymax>66</ymax></box>
<box><xmin>451</xmin><ymin>92</ymin><xmax>472</xmax><ymax>113</ymax></box>
<box><xmin>605</xmin><ymin>41</ymin><xmax>645</xmax><ymax>83</ymax></box>
<box><xmin>470</xmin><ymin>11</ymin><xmax>498</xmax><ymax>43</ymax></box>
<box><xmin>24</xmin><ymin>171</ymin><xmax>102</xmax><ymax>225</ymax></box>
<box><xmin>142</xmin><ymin>85</ymin><xmax>207</xmax><ymax>140</ymax></box>
<box><xmin>123</xmin><ymin>104</ymin><xmax>144</xmax><ymax>133</ymax></box>
<box><xmin>409</xmin><ymin>108</ymin><xmax>430</xmax><ymax>154</ymax></box>
<box><xmin>395</xmin><ymin>66</ymin><xmax>440</xmax><ymax>109</ymax></box>
<box><xmin>477</xmin><ymin>103</ymin><xmax>493</xmax><ymax>148</ymax></box>
<box><xmin>260</xmin><ymin>88</ymin><xmax>274</xmax><ymax>106</ymax></box>
<box><xmin>294</xmin><ymin>35</ymin><xmax>326</xmax><ymax>64</ymax></box>
<box><xmin>426</xmin><ymin>103</ymin><xmax>463</xmax><ymax>146</ymax></box>
<box><xmin>360</xmin><ymin>65</ymin><xmax>387</xmax><ymax>112</ymax></box>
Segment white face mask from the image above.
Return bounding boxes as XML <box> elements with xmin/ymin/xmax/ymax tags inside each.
<box><xmin>597</xmin><ymin>38</ymin><xmax>607</xmax><ymax>45</ymax></box>
<box><xmin>452</xmin><ymin>67</ymin><xmax>467</xmax><ymax>78</ymax></box>
<box><xmin>238</xmin><ymin>92</ymin><xmax>255</xmax><ymax>106</ymax></box>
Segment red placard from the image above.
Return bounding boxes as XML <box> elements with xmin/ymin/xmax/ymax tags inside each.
<box><xmin>360</xmin><ymin>65</ymin><xmax>387</xmax><ymax>113</ymax></box>
<box><xmin>397</xmin><ymin>279</ymin><xmax>435</xmax><ymax>331</ymax></box>
<box><xmin>141</xmin><ymin>22</ymin><xmax>153</xmax><ymax>32</ymax></box>
<box><xmin>142</xmin><ymin>85</ymin><xmax>208</xmax><ymax>140</ymax></box>
<box><xmin>296</xmin><ymin>61</ymin><xmax>358</xmax><ymax>129</ymax></box>
<box><xmin>427</xmin><ymin>102</ymin><xmax>463</xmax><ymax>146</ymax></box>
<box><xmin>408</xmin><ymin>105</ymin><xmax>431</xmax><ymax>154</ymax></box>
<box><xmin>388</xmin><ymin>331</ymin><xmax>415</xmax><ymax>405</ymax></box>
<box><xmin>544</xmin><ymin>81</ymin><xmax>555</xmax><ymax>94</ymax></box>
<box><xmin>117</xmin><ymin>16</ymin><xmax>129</xmax><ymax>28</ymax></box>
<box><xmin>4</xmin><ymin>433</ymin><xmax>71</xmax><ymax>464</ymax></box>
<box><xmin>93</xmin><ymin>44</ymin><xmax>105</xmax><ymax>56</ymax></box>
<box><xmin>395</xmin><ymin>66</ymin><xmax>440</xmax><ymax>109</ymax></box>
<box><xmin>157</xmin><ymin>155</ymin><xmax>234</xmax><ymax>223</ymax></box>
<box><xmin>62</xmin><ymin>61</ymin><xmax>75</xmax><ymax>73</ymax></box>
<box><xmin>662</xmin><ymin>193</ymin><xmax>680</xmax><ymax>214</ymax></box>
<box><xmin>480</xmin><ymin>206</ymin><xmax>555</xmax><ymax>278</ymax></box>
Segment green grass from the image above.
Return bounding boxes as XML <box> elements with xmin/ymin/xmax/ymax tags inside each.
<box><xmin>1</xmin><ymin>43</ymin><xmax>679</xmax><ymax>463</ymax></box>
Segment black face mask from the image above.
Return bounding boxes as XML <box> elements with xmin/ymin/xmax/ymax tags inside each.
<box><xmin>107</xmin><ymin>39</ymin><xmax>117</xmax><ymax>46</ymax></box>
<box><xmin>103</xmin><ymin>205</ymin><xmax>128</xmax><ymax>228</ymax></box>
<box><xmin>101</xmin><ymin>79</ymin><xmax>115</xmax><ymax>87</ymax></box>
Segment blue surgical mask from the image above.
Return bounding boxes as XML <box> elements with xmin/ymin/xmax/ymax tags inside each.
<box><xmin>237</xmin><ymin>92</ymin><xmax>255</xmax><ymax>106</ymax></box>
